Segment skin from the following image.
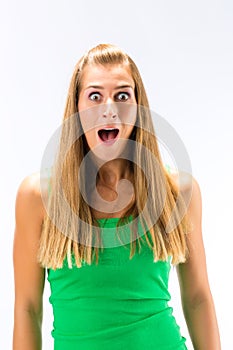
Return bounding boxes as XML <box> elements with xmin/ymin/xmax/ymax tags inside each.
<box><xmin>78</xmin><ymin>64</ymin><xmax>137</xmax><ymax>158</ymax></box>
<box><xmin>13</xmin><ymin>174</ymin><xmax>47</xmax><ymax>349</ymax></box>
<box><xmin>13</xmin><ymin>64</ymin><xmax>221</xmax><ymax>349</ymax></box>
<box><xmin>176</xmin><ymin>174</ymin><xmax>221</xmax><ymax>349</ymax></box>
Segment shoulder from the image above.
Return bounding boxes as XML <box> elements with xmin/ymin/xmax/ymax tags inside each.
<box><xmin>170</xmin><ymin>170</ymin><xmax>201</xmax><ymax>198</ymax></box>
<box><xmin>13</xmin><ymin>174</ymin><xmax>48</xmax><ymax>309</ymax></box>
<box><xmin>169</xmin><ymin>170</ymin><xmax>202</xmax><ymax>222</ymax></box>
<box><xmin>15</xmin><ymin>171</ymin><xmax>51</xmax><ymax>221</ymax></box>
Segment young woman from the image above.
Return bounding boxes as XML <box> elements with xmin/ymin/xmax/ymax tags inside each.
<box><xmin>13</xmin><ymin>44</ymin><xmax>221</xmax><ymax>349</ymax></box>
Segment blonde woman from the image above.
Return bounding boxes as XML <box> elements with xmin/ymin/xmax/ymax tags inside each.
<box><xmin>13</xmin><ymin>44</ymin><xmax>221</xmax><ymax>349</ymax></box>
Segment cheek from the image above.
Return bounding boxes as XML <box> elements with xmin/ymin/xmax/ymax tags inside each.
<box><xmin>80</xmin><ymin>123</ymin><xmax>95</xmax><ymax>141</ymax></box>
<box><xmin>125</xmin><ymin>124</ymin><xmax>135</xmax><ymax>139</ymax></box>
<box><xmin>79</xmin><ymin>108</ymin><xmax>98</xmax><ymax>136</ymax></box>
<box><xmin>122</xmin><ymin>114</ymin><xmax>137</xmax><ymax>139</ymax></box>
<box><xmin>82</xmin><ymin>130</ymin><xmax>97</xmax><ymax>152</ymax></box>
<box><xmin>79</xmin><ymin>110</ymin><xmax>97</xmax><ymax>144</ymax></box>
<box><xmin>118</xmin><ymin>103</ymin><xmax>137</xmax><ymax>126</ymax></box>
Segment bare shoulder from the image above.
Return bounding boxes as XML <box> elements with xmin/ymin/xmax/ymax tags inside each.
<box><xmin>169</xmin><ymin>170</ymin><xmax>202</xmax><ymax>231</ymax></box>
<box><xmin>170</xmin><ymin>170</ymin><xmax>192</xmax><ymax>190</ymax></box>
<box><xmin>15</xmin><ymin>171</ymin><xmax>50</xmax><ymax>221</ymax></box>
<box><xmin>170</xmin><ymin>171</ymin><xmax>201</xmax><ymax>202</ymax></box>
<box><xmin>17</xmin><ymin>170</ymin><xmax>50</xmax><ymax>194</ymax></box>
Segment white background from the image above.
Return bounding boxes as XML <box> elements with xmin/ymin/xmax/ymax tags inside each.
<box><xmin>0</xmin><ymin>0</ymin><xmax>232</xmax><ymax>349</ymax></box>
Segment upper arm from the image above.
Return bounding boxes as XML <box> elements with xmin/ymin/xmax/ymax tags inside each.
<box><xmin>13</xmin><ymin>173</ymin><xmax>47</xmax><ymax>315</ymax></box>
<box><xmin>176</xmin><ymin>174</ymin><xmax>211</xmax><ymax>305</ymax></box>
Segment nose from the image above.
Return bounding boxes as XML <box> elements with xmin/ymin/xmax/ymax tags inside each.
<box><xmin>102</xmin><ymin>101</ymin><xmax>117</xmax><ymax>119</ymax></box>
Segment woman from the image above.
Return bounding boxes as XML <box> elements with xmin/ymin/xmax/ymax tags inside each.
<box><xmin>13</xmin><ymin>44</ymin><xmax>221</xmax><ymax>349</ymax></box>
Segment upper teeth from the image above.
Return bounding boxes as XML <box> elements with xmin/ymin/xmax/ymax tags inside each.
<box><xmin>103</xmin><ymin>128</ymin><xmax>115</xmax><ymax>130</ymax></box>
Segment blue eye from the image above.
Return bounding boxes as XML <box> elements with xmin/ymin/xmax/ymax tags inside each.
<box><xmin>89</xmin><ymin>92</ymin><xmax>101</xmax><ymax>101</ymax></box>
<box><xmin>116</xmin><ymin>92</ymin><xmax>130</xmax><ymax>101</ymax></box>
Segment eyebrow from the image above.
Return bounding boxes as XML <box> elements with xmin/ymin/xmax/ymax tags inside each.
<box><xmin>84</xmin><ymin>84</ymin><xmax>134</xmax><ymax>90</ymax></box>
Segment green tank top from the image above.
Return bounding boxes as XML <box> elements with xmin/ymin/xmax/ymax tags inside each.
<box><xmin>47</xmin><ymin>216</ymin><xmax>188</xmax><ymax>350</ymax></box>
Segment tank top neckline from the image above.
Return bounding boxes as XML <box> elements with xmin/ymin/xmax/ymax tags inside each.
<box><xmin>95</xmin><ymin>215</ymin><xmax>132</xmax><ymax>223</ymax></box>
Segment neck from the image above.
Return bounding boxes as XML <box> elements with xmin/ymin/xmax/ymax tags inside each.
<box><xmin>97</xmin><ymin>159</ymin><xmax>132</xmax><ymax>189</ymax></box>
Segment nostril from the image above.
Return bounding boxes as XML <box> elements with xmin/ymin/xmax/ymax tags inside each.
<box><xmin>102</xmin><ymin>105</ymin><xmax>118</xmax><ymax>119</ymax></box>
<box><xmin>103</xmin><ymin>112</ymin><xmax>117</xmax><ymax>118</ymax></box>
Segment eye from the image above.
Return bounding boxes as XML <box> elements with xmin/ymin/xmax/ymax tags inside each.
<box><xmin>89</xmin><ymin>92</ymin><xmax>101</xmax><ymax>101</ymax></box>
<box><xmin>116</xmin><ymin>92</ymin><xmax>130</xmax><ymax>101</ymax></box>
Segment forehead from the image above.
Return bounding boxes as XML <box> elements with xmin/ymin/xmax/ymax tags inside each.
<box><xmin>80</xmin><ymin>64</ymin><xmax>134</xmax><ymax>88</ymax></box>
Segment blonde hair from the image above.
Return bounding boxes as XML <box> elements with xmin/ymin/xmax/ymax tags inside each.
<box><xmin>38</xmin><ymin>44</ymin><xmax>191</xmax><ymax>269</ymax></box>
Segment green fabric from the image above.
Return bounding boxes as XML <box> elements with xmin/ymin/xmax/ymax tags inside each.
<box><xmin>47</xmin><ymin>217</ymin><xmax>188</xmax><ymax>349</ymax></box>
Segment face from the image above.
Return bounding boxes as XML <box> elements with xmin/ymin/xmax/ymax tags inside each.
<box><xmin>78</xmin><ymin>64</ymin><xmax>137</xmax><ymax>160</ymax></box>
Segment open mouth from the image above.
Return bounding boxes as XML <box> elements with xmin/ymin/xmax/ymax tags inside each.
<box><xmin>98</xmin><ymin>128</ymin><xmax>119</xmax><ymax>142</ymax></box>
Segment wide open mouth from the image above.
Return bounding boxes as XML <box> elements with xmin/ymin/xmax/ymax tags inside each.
<box><xmin>98</xmin><ymin>128</ymin><xmax>119</xmax><ymax>142</ymax></box>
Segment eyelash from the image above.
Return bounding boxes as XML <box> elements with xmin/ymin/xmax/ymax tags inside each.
<box><xmin>88</xmin><ymin>92</ymin><xmax>130</xmax><ymax>101</ymax></box>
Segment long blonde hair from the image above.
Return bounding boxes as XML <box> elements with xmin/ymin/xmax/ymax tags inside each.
<box><xmin>38</xmin><ymin>44</ymin><xmax>191</xmax><ymax>269</ymax></box>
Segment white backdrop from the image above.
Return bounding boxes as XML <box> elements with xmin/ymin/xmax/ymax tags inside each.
<box><xmin>1</xmin><ymin>1</ymin><xmax>232</xmax><ymax>349</ymax></box>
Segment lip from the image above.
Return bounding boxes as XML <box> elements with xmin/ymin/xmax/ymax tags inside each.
<box><xmin>97</xmin><ymin>125</ymin><xmax>120</xmax><ymax>146</ymax></box>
